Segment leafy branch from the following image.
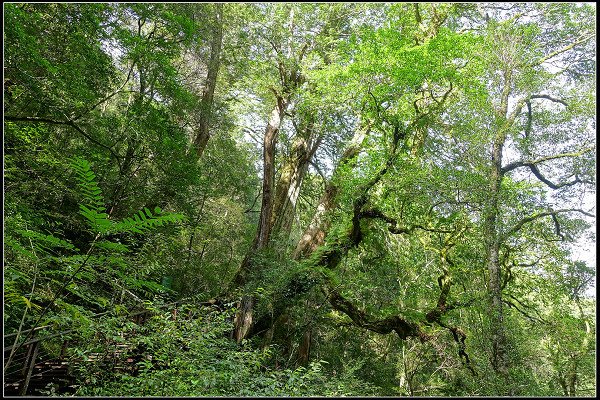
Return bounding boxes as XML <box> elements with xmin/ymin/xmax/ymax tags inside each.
<box><xmin>502</xmin><ymin>208</ymin><xmax>595</xmax><ymax>240</ymax></box>
<box><xmin>5</xmin><ymin>116</ymin><xmax>124</xmax><ymax>172</ymax></box>
<box><xmin>502</xmin><ymin>149</ymin><xmax>594</xmax><ymax>174</ymax></box>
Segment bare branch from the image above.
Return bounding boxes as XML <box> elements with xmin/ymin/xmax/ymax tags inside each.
<box><xmin>244</xmin><ymin>188</ymin><xmax>262</xmax><ymax>214</ymax></box>
<box><xmin>502</xmin><ymin>148</ymin><xmax>593</xmax><ymax>174</ymax></box>
<box><xmin>503</xmin><ymin>208</ymin><xmax>595</xmax><ymax>240</ymax></box>
<box><xmin>529</xmin><ymin>94</ymin><xmax>569</xmax><ymax>107</ymax></box>
<box><xmin>530</xmin><ymin>33</ymin><xmax>596</xmax><ymax>67</ymax></box>
<box><xmin>527</xmin><ymin>163</ymin><xmax>582</xmax><ymax>189</ymax></box>
<box><xmin>524</xmin><ymin>100</ymin><xmax>532</xmax><ymax>139</ymax></box>
<box><xmin>507</xmin><ymin>93</ymin><xmax>569</xmax><ymax>126</ymax></box>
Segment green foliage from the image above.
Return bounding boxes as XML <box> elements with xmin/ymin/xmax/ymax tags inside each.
<box><xmin>3</xmin><ymin>3</ymin><xmax>595</xmax><ymax>397</ymax></box>
<box><xmin>4</xmin><ymin>156</ymin><xmax>185</xmax><ymax>336</ymax></box>
<box><xmin>70</xmin><ymin>156</ymin><xmax>184</xmax><ymax>235</ymax></box>
<box><xmin>70</xmin><ymin>302</ymin><xmax>379</xmax><ymax>397</ymax></box>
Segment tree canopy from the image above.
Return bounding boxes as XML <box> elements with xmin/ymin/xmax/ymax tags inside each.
<box><xmin>3</xmin><ymin>3</ymin><xmax>596</xmax><ymax>397</ymax></box>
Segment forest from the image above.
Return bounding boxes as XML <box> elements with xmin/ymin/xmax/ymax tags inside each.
<box><xmin>3</xmin><ymin>2</ymin><xmax>597</xmax><ymax>397</ymax></box>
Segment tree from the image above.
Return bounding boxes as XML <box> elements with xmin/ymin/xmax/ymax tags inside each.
<box><xmin>465</xmin><ymin>4</ymin><xmax>595</xmax><ymax>386</ymax></box>
<box><xmin>3</xmin><ymin>3</ymin><xmax>595</xmax><ymax>396</ymax></box>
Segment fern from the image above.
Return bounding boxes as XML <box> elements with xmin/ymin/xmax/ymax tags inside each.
<box><xmin>110</xmin><ymin>206</ymin><xmax>183</xmax><ymax>234</ymax></box>
<box><xmin>95</xmin><ymin>240</ymin><xmax>129</xmax><ymax>253</ymax></box>
<box><xmin>4</xmin><ymin>278</ymin><xmax>40</xmax><ymax>310</ymax></box>
<box><xmin>70</xmin><ymin>156</ymin><xmax>111</xmax><ymax>233</ymax></box>
<box><xmin>15</xmin><ymin>229</ymin><xmax>79</xmax><ymax>253</ymax></box>
<box><xmin>70</xmin><ymin>157</ymin><xmax>185</xmax><ymax>235</ymax></box>
<box><xmin>4</xmin><ymin>157</ymin><xmax>186</xmax><ymax>337</ymax></box>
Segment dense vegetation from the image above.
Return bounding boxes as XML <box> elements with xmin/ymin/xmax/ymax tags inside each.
<box><xmin>3</xmin><ymin>3</ymin><xmax>596</xmax><ymax>397</ymax></box>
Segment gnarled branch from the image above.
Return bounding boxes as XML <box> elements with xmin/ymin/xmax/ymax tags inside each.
<box><xmin>502</xmin><ymin>148</ymin><xmax>593</xmax><ymax>174</ymax></box>
<box><xmin>325</xmin><ymin>286</ymin><xmax>427</xmax><ymax>341</ymax></box>
<box><xmin>503</xmin><ymin>208</ymin><xmax>595</xmax><ymax>240</ymax></box>
<box><xmin>360</xmin><ymin>208</ymin><xmax>455</xmax><ymax>234</ymax></box>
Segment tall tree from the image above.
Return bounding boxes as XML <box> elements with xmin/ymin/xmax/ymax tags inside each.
<box><xmin>471</xmin><ymin>4</ymin><xmax>595</xmax><ymax>383</ymax></box>
<box><xmin>192</xmin><ymin>3</ymin><xmax>224</xmax><ymax>158</ymax></box>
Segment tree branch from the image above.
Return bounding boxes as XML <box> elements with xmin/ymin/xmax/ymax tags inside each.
<box><xmin>530</xmin><ymin>33</ymin><xmax>595</xmax><ymax>67</ymax></box>
<box><xmin>72</xmin><ymin>61</ymin><xmax>137</xmax><ymax>121</ymax></box>
<box><xmin>309</xmin><ymin>160</ymin><xmax>327</xmax><ymax>182</ymax></box>
<box><xmin>424</xmin><ymin>261</ymin><xmax>477</xmax><ymax>375</ymax></box>
<box><xmin>504</xmin><ymin>294</ymin><xmax>549</xmax><ymax>324</ymax></box>
<box><xmin>503</xmin><ymin>208</ymin><xmax>595</xmax><ymax>240</ymax></box>
<box><xmin>507</xmin><ymin>93</ymin><xmax>569</xmax><ymax>125</ymax></box>
<box><xmin>529</xmin><ymin>94</ymin><xmax>569</xmax><ymax>107</ymax></box>
<box><xmin>5</xmin><ymin>116</ymin><xmax>123</xmax><ymax>171</ymax></box>
<box><xmin>360</xmin><ymin>208</ymin><xmax>455</xmax><ymax>234</ymax></box>
<box><xmin>325</xmin><ymin>263</ymin><xmax>477</xmax><ymax>375</ymax></box>
<box><xmin>325</xmin><ymin>286</ymin><xmax>428</xmax><ymax>341</ymax></box>
<box><xmin>502</xmin><ymin>299</ymin><xmax>544</xmax><ymax>324</ymax></box>
<box><xmin>551</xmin><ymin>214</ymin><xmax>565</xmax><ymax>241</ymax></box>
<box><xmin>501</xmin><ymin>148</ymin><xmax>593</xmax><ymax>174</ymax></box>
<box><xmin>526</xmin><ymin>163</ymin><xmax>582</xmax><ymax>190</ymax></box>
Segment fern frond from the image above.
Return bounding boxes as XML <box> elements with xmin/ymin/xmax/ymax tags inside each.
<box><xmin>15</xmin><ymin>229</ymin><xmax>78</xmax><ymax>253</ymax></box>
<box><xmin>71</xmin><ymin>157</ymin><xmax>111</xmax><ymax>234</ymax></box>
<box><xmin>71</xmin><ymin>157</ymin><xmax>185</xmax><ymax>236</ymax></box>
<box><xmin>95</xmin><ymin>240</ymin><xmax>130</xmax><ymax>253</ymax></box>
<box><xmin>110</xmin><ymin>207</ymin><xmax>185</xmax><ymax>235</ymax></box>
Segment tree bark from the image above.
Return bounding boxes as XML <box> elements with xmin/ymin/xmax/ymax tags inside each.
<box><xmin>484</xmin><ymin>67</ymin><xmax>513</xmax><ymax>378</ymax></box>
<box><xmin>232</xmin><ymin>96</ymin><xmax>291</xmax><ymax>342</ymax></box>
<box><xmin>192</xmin><ymin>3</ymin><xmax>223</xmax><ymax>158</ymax></box>
<box><xmin>296</xmin><ymin>327</ymin><xmax>312</xmax><ymax>366</ymax></box>
<box><xmin>257</xmin><ymin>102</ymin><xmax>287</xmax><ymax>249</ymax></box>
<box><xmin>232</xmin><ymin>295</ymin><xmax>254</xmax><ymax>342</ymax></box>
<box><xmin>270</xmin><ymin>119</ymin><xmax>319</xmax><ymax>241</ymax></box>
<box><xmin>484</xmin><ymin>137</ymin><xmax>508</xmax><ymax>375</ymax></box>
<box><xmin>293</xmin><ymin>121</ymin><xmax>372</xmax><ymax>259</ymax></box>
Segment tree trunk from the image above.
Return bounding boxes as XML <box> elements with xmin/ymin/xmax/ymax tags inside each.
<box><xmin>257</xmin><ymin>101</ymin><xmax>288</xmax><ymax>249</ymax></box>
<box><xmin>484</xmin><ymin>138</ymin><xmax>508</xmax><ymax>375</ymax></box>
<box><xmin>484</xmin><ymin>67</ymin><xmax>513</xmax><ymax>380</ymax></box>
<box><xmin>293</xmin><ymin>121</ymin><xmax>371</xmax><ymax>259</ymax></box>
<box><xmin>192</xmin><ymin>3</ymin><xmax>223</xmax><ymax>158</ymax></box>
<box><xmin>232</xmin><ymin>295</ymin><xmax>254</xmax><ymax>342</ymax></box>
<box><xmin>250</xmin><ymin>120</ymin><xmax>379</xmax><ymax>339</ymax></box>
<box><xmin>232</xmin><ymin>98</ymin><xmax>288</xmax><ymax>341</ymax></box>
<box><xmin>297</xmin><ymin>328</ymin><xmax>312</xmax><ymax>366</ymax></box>
<box><xmin>271</xmin><ymin>118</ymin><xmax>320</xmax><ymax>241</ymax></box>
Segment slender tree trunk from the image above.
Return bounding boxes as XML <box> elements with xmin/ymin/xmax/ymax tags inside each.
<box><xmin>232</xmin><ymin>97</ymin><xmax>289</xmax><ymax>342</ymax></box>
<box><xmin>257</xmin><ymin>103</ymin><xmax>286</xmax><ymax>248</ymax></box>
<box><xmin>297</xmin><ymin>328</ymin><xmax>312</xmax><ymax>365</ymax></box>
<box><xmin>484</xmin><ymin>68</ymin><xmax>513</xmax><ymax>380</ymax></box>
<box><xmin>484</xmin><ymin>138</ymin><xmax>508</xmax><ymax>375</ymax></box>
<box><xmin>193</xmin><ymin>3</ymin><xmax>223</xmax><ymax>158</ymax></box>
